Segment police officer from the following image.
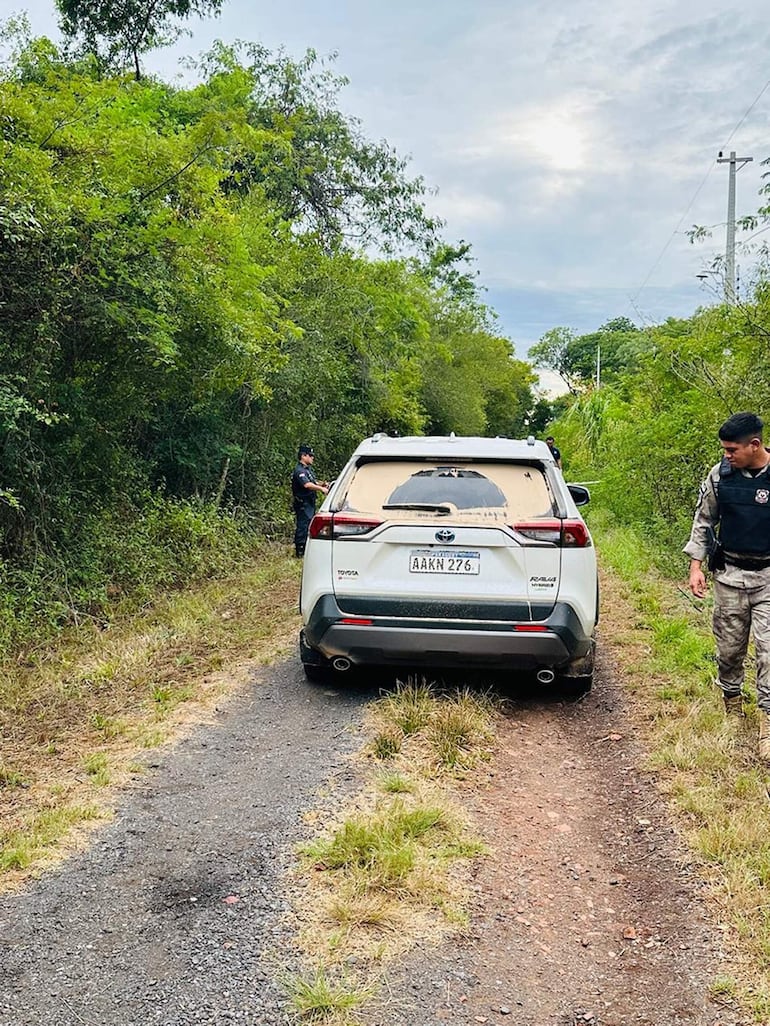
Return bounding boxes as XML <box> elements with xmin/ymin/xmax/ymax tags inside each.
<box><xmin>546</xmin><ymin>436</ymin><xmax>562</xmax><ymax>469</ymax></box>
<box><xmin>291</xmin><ymin>444</ymin><xmax>328</xmax><ymax>558</ymax></box>
<box><xmin>685</xmin><ymin>411</ymin><xmax>770</xmax><ymax>760</ymax></box>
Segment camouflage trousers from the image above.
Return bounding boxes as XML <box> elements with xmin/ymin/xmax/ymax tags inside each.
<box><xmin>713</xmin><ymin>578</ymin><xmax>770</xmax><ymax>713</ymax></box>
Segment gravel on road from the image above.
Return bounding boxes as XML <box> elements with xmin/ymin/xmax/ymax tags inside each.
<box><xmin>0</xmin><ymin>662</ymin><xmax>373</xmax><ymax>1026</ymax></box>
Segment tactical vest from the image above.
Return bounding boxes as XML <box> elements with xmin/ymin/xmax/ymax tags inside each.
<box><xmin>717</xmin><ymin>458</ymin><xmax>770</xmax><ymax>554</ymax></box>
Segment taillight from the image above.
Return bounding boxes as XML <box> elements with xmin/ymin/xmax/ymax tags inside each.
<box><xmin>309</xmin><ymin>513</ymin><xmax>383</xmax><ymax>540</ymax></box>
<box><xmin>511</xmin><ymin>518</ymin><xmax>591</xmax><ymax>547</ymax></box>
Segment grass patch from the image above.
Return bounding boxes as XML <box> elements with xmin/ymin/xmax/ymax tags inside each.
<box><xmin>371</xmin><ymin>679</ymin><xmax>495</xmax><ymax>773</ymax></box>
<box><xmin>377</xmin><ymin>680</ymin><xmax>434</xmax><ymax>735</ymax></box>
<box><xmin>370</xmin><ymin>728</ymin><xmax>402</xmax><ymax>760</ymax></box>
<box><xmin>83</xmin><ymin>752</ymin><xmax>110</xmax><ymax>786</ymax></box>
<box><xmin>429</xmin><ymin>690</ymin><xmax>495</xmax><ymax>769</ymax></box>
<box><xmin>0</xmin><ymin>804</ymin><xmax>103</xmax><ymax>872</ymax></box>
<box><xmin>283</xmin><ymin>966</ymin><xmax>370</xmax><ymax>1023</ymax></box>
<box><xmin>0</xmin><ymin>766</ymin><xmax>27</xmax><ymax>788</ymax></box>
<box><xmin>595</xmin><ymin>516</ymin><xmax>770</xmax><ymax>1019</ymax></box>
<box><xmin>377</xmin><ymin>771</ymin><xmax>413</xmax><ymax>794</ymax></box>
<box><xmin>293</xmin><ymin>679</ymin><xmax>494</xmax><ymax>1019</ymax></box>
<box><xmin>302</xmin><ymin>801</ymin><xmax>445</xmax><ymax>887</ymax></box>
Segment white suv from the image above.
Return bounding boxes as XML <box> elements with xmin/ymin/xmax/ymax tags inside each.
<box><xmin>299</xmin><ymin>434</ymin><xmax>598</xmax><ymax>689</ymax></box>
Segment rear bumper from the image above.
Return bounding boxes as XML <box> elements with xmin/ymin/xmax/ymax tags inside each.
<box><xmin>303</xmin><ymin>593</ymin><xmax>593</xmax><ymax>671</ymax></box>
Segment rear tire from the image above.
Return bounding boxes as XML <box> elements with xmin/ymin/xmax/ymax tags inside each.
<box><xmin>303</xmin><ymin>663</ymin><xmax>330</xmax><ymax>684</ymax></box>
<box><xmin>559</xmin><ymin>673</ymin><xmax>593</xmax><ymax>698</ymax></box>
<box><xmin>299</xmin><ymin>629</ymin><xmax>332</xmax><ymax>684</ymax></box>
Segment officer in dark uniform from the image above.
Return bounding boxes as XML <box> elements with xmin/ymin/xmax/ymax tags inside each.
<box><xmin>545</xmin><ymin>436</ymin><xmax>562</xmax><ymax>469</ymax></box>
<box><xmin>291</xmin><ymin>445</ymin><xmax>328</xmax><ymax>557</ymax></box>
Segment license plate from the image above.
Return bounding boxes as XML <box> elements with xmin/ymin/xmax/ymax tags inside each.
<box><xmin>409</xmin><ymin>549</ymin><xmax>480</xmax><ymax>575</ymax></box>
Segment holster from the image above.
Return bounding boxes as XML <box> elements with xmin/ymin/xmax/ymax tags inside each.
<box><xmin>706</xmin><ymin>527</ymin><xmax>725</xmax><ymax>573</ymax></box>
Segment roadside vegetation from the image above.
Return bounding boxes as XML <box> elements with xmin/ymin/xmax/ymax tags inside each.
<box><xmin>285</xmin><ymin>680</ymin><xmax>495</xmax><ymax>1023</ymax></box>
<box><xmin>0</xmin><ymin>12</ymin><xmax>536</xmax><ymax>662</ymax></box>
<box><xmin>535</xmin><ymin>183</ymin><xmax>770</xmax><ymax>1022</ymax></box>
<box><xmin>0</xmin><ymin>547</ymin><xmax>301</xmax><ymax>885</ymax></box>
<box><xmin>592</xmin><ymin>513</ymin><xmax>770</xmax><ymax>1020</ymax></box>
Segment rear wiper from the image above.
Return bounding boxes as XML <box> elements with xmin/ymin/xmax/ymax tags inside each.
<box><xmin>382</xmin><ymin>502</ymin><xmax>452</xmax><ymax>515</ymax></box>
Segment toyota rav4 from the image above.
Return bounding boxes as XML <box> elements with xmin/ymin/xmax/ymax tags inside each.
<box><xmin>299</xmin><ymin>434</ymin><xmax>598</xmax><ymax>689</ymax></box>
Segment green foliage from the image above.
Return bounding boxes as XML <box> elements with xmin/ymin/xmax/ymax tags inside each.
<box><xmin>210</xmin><ymin>42</ymin><xmax>441</xmax><ymax>255</ymax></box>
<box><xmin>301</xmin><ymin>801</ymin><xmax>445</xmax><ymax>885</ymax></box>
<box><xmin>528</xmin><ymin>317</ymin><xmax>650</xmax><ymax>393</ymax></box>
<box><xmin>56</xmin><ymin>0</ymin><xmax>225</xmax><ymax>79</ymax></box>
<box><xmin>284</xmin><ymin>966</ymin><xmax>370</xmax><ymax>1022</ymax></box>
<box><xmin>0</xmin><ymin>497</ymin><xmax>253</xmax><ymax>654</ymax></box>
<box><xmin>0</xmin><ymin>35</ymin><xmax>537</xmax><ymax>658</ymax></box>
<box><xmin>545</xmin><ymin>285</ymin><xmax>770</xmax><ymax>558</ymax></box>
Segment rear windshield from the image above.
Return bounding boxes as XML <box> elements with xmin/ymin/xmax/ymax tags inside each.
<box><xmin>336</xmin><ymin>460</ymin><xmax>554</xmax><ymax>522</ymax></box>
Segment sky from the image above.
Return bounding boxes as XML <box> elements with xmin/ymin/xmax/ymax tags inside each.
<box><xmin>10</xmin><ymin>0</ymin><xmax>770</xmax><ymax>379</ymax></box>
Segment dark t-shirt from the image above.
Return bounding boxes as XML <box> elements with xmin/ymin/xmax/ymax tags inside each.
<box><xmin>548</xmin><ymin>444</ymin><xmax>561</xmax><ymax>463</ymax></box>
<box><xmin>291</xmin><ymin>462</ymin><xmax>317</xmax><ymax>508</ymax></box>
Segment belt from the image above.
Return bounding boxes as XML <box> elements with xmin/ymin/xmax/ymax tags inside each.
<box><xmin>724</xmin><ymin>555</ymin><xmax>770</xmax><ymax>570</ymax></box>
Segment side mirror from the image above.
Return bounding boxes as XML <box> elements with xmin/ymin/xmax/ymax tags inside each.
<box><xmin>568</xmin><ymin>484</ymin><xmax>590</xmax><ymax>506</ymax></box>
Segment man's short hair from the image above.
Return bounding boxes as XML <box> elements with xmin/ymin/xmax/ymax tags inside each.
<box><xmin>718</xmin><ymin>412</ymin><xmax>764</xmax><ymax>443</ymax></box>
<box><xmin>546</xmin><ymin>436</ymin><xmax>555</xmax><ymax>443</ymax></box>
<box><xmin>298</xmin><ymin>444</ymin><xmax>314</xmax><ymax>457</ymax></box>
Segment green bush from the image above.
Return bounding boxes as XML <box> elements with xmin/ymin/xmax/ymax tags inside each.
<box><xmin>0</xmin><ymin>495</ymin><xmax>259</xmax><ymax>658</ymax></box>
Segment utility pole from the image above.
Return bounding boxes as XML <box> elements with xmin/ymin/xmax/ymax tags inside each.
<box><xmin>716</xmin><ymin>150</ymin><xmax>753</xmax><ymax>304</ymax></box>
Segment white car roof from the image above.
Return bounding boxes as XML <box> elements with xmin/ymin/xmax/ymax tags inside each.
<box><xmin>351</xmin><ymin>434</ymin><xmax>555</xmax><ymax>461</ymax></box>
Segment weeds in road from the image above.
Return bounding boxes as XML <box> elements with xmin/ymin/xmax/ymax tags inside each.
<box><xmin>293</xmin><ymin>679</ymin><xmax>494</xmax><ymax>1022</ymax></box>
<box><xmin>377</xmin><ymin>679</ymin><xmax>434</xmax><ymax>735</ymax></box>
<box><xmin>596</xmin><ymin>514</ymin><xmax>770</xmax><ymax>1021</ymax></box>
<box><xmin>283</xmin><ymin>966</ymin><xmax>371</xmax><ymax>1023</ymax></box>
<box><xmin>370</xmin><ymin>681</ymin><xmax>495</xmax><ymax>773</ymax></box>
<box><xmin>0</xmin><ymin>547</ymin><xmax>301</xmax><ymax>890</ymax></box>
<box><xmin>83</xmin><ymin>752</ymin><xmax>110</xmax><ymax>786</ymax></box>
<box><xmin>377</xmin><ymin>771</ymin><xmax>413</xmax><ymax>794</ymax></box>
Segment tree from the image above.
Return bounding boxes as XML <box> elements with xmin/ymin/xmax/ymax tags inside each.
<box><xmin>213</xmin><ymin>44</ymin><xmax>441</xmax><ymax>254</ymax></box>
<box><xmin>528</xmin><ymin>327</ymin><xmax>580</xmax><ymax>393</ymax></box>
<box><xmin>528</xmin><ymin>318</ymin><xmax>648</xmax><ymax>391</ymax></box>
<box><xmin>56</xmin><ymin>0</ymin><xmax>224</xmax><ymax>79</ymax></box>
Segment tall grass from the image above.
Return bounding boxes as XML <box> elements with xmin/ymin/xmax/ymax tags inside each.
<box><xmin>596</xmin><ymin>514</ymin><xmax>770</xmax><ymax>1019</ymax></box>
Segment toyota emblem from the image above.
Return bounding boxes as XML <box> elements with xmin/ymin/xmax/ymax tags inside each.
<box><xmin>435</xmin><ymin>529</ymin><xmax>455</xmax><ymax>543</ymax></box>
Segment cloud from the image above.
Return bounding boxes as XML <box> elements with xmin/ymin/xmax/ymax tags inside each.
<box><xmin>428</xmin><ymin>188</ymin><xmax>506</xmax><ymax>227</ymax></box>
<box><xmin>14</xmin><ymin>0</ymin><xmax>770</xmax><ymax>348</ymax></box>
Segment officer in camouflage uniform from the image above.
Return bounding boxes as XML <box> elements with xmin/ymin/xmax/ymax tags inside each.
<box><xmin>685</xmin><ymin>412</ymin><xmax>770</xmax><ymax>761</ymax></box>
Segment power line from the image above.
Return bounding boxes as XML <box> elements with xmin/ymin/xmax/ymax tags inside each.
<box><xmin>629</xmin><ymin>73</ymin><xmax>770</xmax><ymax>313</ymax></box>
<box><xmin>721</xmin><ymin>76</ymin><xmax>770</xmax><ymax>151</ymax></box>
<box><xmin>629</xmin><ymin>161</ymin><xmax>715</xmax><ymax>306</ymax></box>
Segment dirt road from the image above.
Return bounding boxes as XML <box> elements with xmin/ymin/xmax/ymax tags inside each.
<box><xmin>363</xmin><ymin>649</ymin><xmax>747</xmax><ymax>1026</ymax></box>
<box><xmin>0</xmin><ymin>647</ymin><xmax>747</xmax><ymax>1025</ymax></box>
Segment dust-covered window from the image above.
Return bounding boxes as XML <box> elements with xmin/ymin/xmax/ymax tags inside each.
<box><xmin>337</xmin><ymin>460</ymin><xmax>553</xmax><ymax>522</ymax></box>
<box><xmin>386</xmin><ymin>468</ymin><xmax>507</xmax><ymax>509</ymax></box>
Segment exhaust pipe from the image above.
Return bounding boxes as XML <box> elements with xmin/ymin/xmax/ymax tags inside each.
<box><xmin>536</xmin><ymin>668</ymin><xmax>556</xmax><ymax>685</ymax></box>
<box><xmin>332</xmin><ymin>656</ymin><xmax>352</xmax><ymax>672</ymax></box>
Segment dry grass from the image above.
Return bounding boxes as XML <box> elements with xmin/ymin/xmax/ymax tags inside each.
<box><xmin>0</xmin><ymin>545</ymin><xmax>301</xmax><ymax>890</ymax></box>
<box><xmin>290</xmin><ymin>679</ymin><xmax>494</xmax><ymax>1021</ymax></box>
<box><xmin>597</xmin><ymin>522</ymin><xmax>770</xmax><ymax>1021</ymax></box>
